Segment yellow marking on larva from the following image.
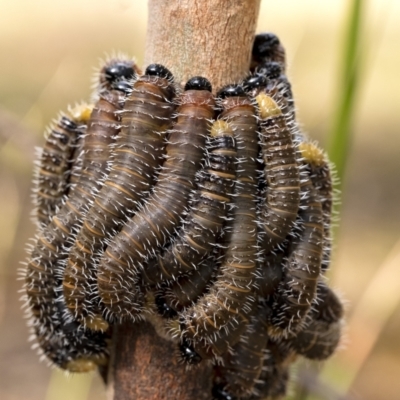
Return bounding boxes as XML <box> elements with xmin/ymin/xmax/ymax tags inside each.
<box><xmin>105</xmin><ymin>246</ymin><xmax>131</xmax><ymax>267</ymax></box>
<box><xmin>185</xmin><ymin>235</ymin><xmax>208</xmax><ymax>252</ymax></box>
<box><xmin>121</xmin><ymin>230</ymin><xmax>145</xmax><ymax>253</ymax></box>
<box><xmin>65</xmin><ymin>359</ymin><xmax>97</xmax><ymax>373</ymax></box>
<box><xmin>53</xmin><ymin>216</ymin><xmax>71</xmax><ymax>236</ymax></box>
<box><xmin>210</xmin><ymin>120</ymin><xmax>234</xmax><ymax>137</ymax></box>
<box><xmin>112</xmin><ymin>164</ymin><xmax>145</xmax><ymax>180</ymax></box>
<box><xmin>27</xmin><ymin>259</ymin><xmax>48</xmax><ymax>273</ymax></box>
<box><xmin>207</xmin><ymin>168</ymin><xmax>236</xmax><ymax>180</ymax></box>
<box><xmin>104</xmin><ymin>180</ymin><xmax>135</xmax><ymax>200</ymax></box>
<box><xmin>69</xmin><ymin>103</ymin><xmax>94</xmax><ymax>123</ymax></box>
<box><xmin>200</xmin><ymin>190</ymin><xmax>230</xmax><ymax>203</ymax></box>
<box><xmin>74</xmin><ymin>238</ymin><xmax>94</xmax><ymax>255</ymax></box>
<box><xmin>82</xmin><ymin>219</ymin><xmax>104</xmax><ymax>237</ymax></box>
<box><xmin>94</xmin><ymin>196</ymin><xmax>121</xmax><ymax>219</ymax></box>
<box><xmin>256</xmin><ymin>93</ymin><xmax>282</xmax><ymax>119</ymax></box>
<box><xmin>83</xmin><ymin>315</ymin><xmax>109</xmax><ymax>332</ymax></box>
<box><xmin>65</xmin><ymin>199</ymin><xmax>86</xmax><ymax>218</ymax></box>
<box><xmin>299</xmin><ymin>142</ymin><xmax>325</xmax><ymax>167</ymax></box>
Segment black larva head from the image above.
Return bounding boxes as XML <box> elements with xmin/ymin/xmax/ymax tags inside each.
<box><xmin>243</xmin><ymin>75</ymin><xmax>267</xmax><ymax>92</ymax></box>
<box><xmin>252</xmin><ymin>32</ymin><xmax>281</xmax><ymax>58</ymax></box>
<box><xmin>217</xmin><ymin>84</ymin><xmax>245</xmax><ymax>99</ymax></box>
<box><xmin>155</xmin><ymin>295</ymin><xmax>178</xmax><ymax>319</ymax></box>
<box><xmin>258</xmin><ymin>61</ymin><xmax>282</xmax><ymax>80</ymax></box>
<box><xmin>104</xmin><ymin>61</ymin><xmax>136</xmax><ymax>84</ymax></box>
<box><xmin>212</xmin><ymin>384</ymin><xmax>237</xmax><ymax>400</ymax></box>
<box><xmin>112</xmin><ymin>80</ymin><xmax>132</xmax><ymax>94</ymax></box>
<box><xmin>60</xmin><ymin>116</ymin><xmax>78</xmax><ymax>131</ymax></box>
<box><xmin>145</xmin><ymin>64</ymin><xmax>173</xmax><ymax>80</ymax></box>
<box><xmin>184</xmin><ymin>76</ymin><xmax>212</xmax><ymax>92</ymax></box>
<box><xmin>179</xmin><ymin>338</ymin><xmax>202</xmax><ymax>365</ymax></box>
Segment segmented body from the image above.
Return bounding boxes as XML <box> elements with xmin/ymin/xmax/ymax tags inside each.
<box><xmin>300</xmin><ymin>142</ymin><xmax>334</xmax><ymax>272</ymax></box>
<box><xmin>213</xmin><ymin>304</ymin><xmax>270</xmax><ymax>399</ymax></box>
<box><xmin>24</xmin><ymin>86</ymin><xmax>124</xmax><ymax>369</ymax></box>
<box><xmin>254</xmin><ymin>91</ymin><xmax>300</xmax><ymax>255</ymax></box>
<box><xmin>33</xmin><ymin>106</ymin><xmax>90</xmax><ymax>229</ymax></box>
<box><xmin>97</xmin><ymin>77</ymin><xmax>215</xmax><ymax>321</ymax></box>
<box><xmin>63</xmin><ymin>66</ymin><xmax>176</xmax><ymax>328</ymax></box>
<box><xmin>268</xmin><ymin>178</ymin><xmax>324</xmax><ymax>337</ymax></box>
<box><xmin>142</xmin><ymin>119</ymin><xmax>237</xmax><ymax>286</ymax></box>
<box><xmin>155</xmin><ymin>258</ymin><xmax>216</xmax><ymax>318</ymax></box>
<box><xmin>288</xmin><ymin>283</ymin><xmax>343</xmax><ymax>360</ymax></box>
<box><xmin>177</xmin><ymin>86</ymin><xmax>258</xmax><ymax>344</ymax></box>
<box><xmin>250</xmin><ymin>337</ymin><xmax>295</xmax><ymax>400</ymax></box>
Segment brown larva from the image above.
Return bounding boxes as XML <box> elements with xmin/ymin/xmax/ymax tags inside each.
<box><xmin>97</xmin><ymin>76</ymin><xmax>215</xmax><ymax>322</ymax></box>
<box><xmin>63</xmin><ymin>64</ymin><xmax>176</xmax><ymax>329</ymax></box>
<box><xmin>288</xmin><ymin>283</ymin><xmax>343</xmax><ymax>360</ymax></box>
<box><xmin>299</xmin><ymin>141</ymin><xmax>335</xmax><ymax>272</ymax></box>
<box><xmin>142</xmin><ymin>119</ymin><xmax>237</xmax><ymax>287</ymax></box>
<box><xmin>244</xmin><ymin>76</ymin><xmax>300</xmax><ymax>255</ymax></box>
<box><xmin>249</xmin><ymin>337</ymin><xmax>294</xmax><ymax>400</ymax></box>
<box><xmin>155</xmin><ymin>258</ymin><xmax>216</xmax><ymax>318</ymax></box>
<box><xmin>24</xmin><ymin>77</ymin><xmax>127</xmax><ymax>369</ymax></box>
<box><xmin>176</xmin><ymin>85</ymin><xmax>259</xmax><ymax>347</ymax></box>
<box><xmin>268</xmin><ymin>177</ymin><xmax>324</xmax><ymax>337</ymax></box>
<box><xmin>212</xmin><ymin>304</ymin><xmax>270</xmax><ymax>399</ymax></box>
<box><xmin>33</xmin><ymin>104</ymin><xmax>91</xmax><ymax>229</ymax></box>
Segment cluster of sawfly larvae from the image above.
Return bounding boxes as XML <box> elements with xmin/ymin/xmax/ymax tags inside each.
<box><xmin>22</xmin><ymin>32</ymin><xmax>343</xmax><ymax>400</ymax></box>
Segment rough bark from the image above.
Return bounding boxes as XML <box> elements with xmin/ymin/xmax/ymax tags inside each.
<box><xmin>144</xmin><ymin>0</ymin><xmax>261</xmax><ymax>91</ymax></box>
<box><xmin>108</xmin><ymin>1</ymin><xmax>261</xmax><ymax>399</ymax></box>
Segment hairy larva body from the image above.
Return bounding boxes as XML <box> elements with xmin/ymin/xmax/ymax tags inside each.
<box><xmin>212</xmin><ymin>305</ymin><xmax>270</xmax><ymax>399</ymax></box>
<box><xmin>299</xmin><ymin>142</ymin><xmax>334</xmax><ymax>272</ymax></box>
<box><xmin>33</xmin><ymin>105</ymin><xmax>91</xmax><ymax>229</ymax></box>
<box><xmin>24</xmin><ymin>82</ymin><xmax>125</xmax><ymax>369</ymax></box>
<box><xmin>252</xmin><ymin>88</ymin><xmax>300</xmax><ymax>255</ymax></box>
<box><xmin>142</xmin><ymin>119</ymin><xmax>237</xmax><ymax>286</ymax></box>
<box><xmin>288</xmin><ymin>283</ymin><xmax>343</xmax><ymax>360</ymax></box>
<box><xmin>177</xmin><ymin>85</ymin><xmax>259</xmax><ymax>346</ymax></box>
<box><xmin>268</xmin><ymin>178</ymin><xmax>324</xmax><ymax>337</ymax></box>
<box><xmin>97</xmin><ymin>76</ymin><xmax>215</xmax><ymax>321</ymax></box>
<box><xmin>63</xmin><ymin>65</ymin><xmax>176</xmax><ymax>328</ymax></box>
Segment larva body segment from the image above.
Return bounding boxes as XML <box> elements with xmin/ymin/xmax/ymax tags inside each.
<box><xmin>299</xmin><ymin>142</ymin><xmax>334</xmax><ymax>272</ymax></box>
<box><xmin>253</xmin><ymin>89</ymin><xmax>300</xmax><ymax>254</ymax></box>
<box><xmin>155</xmin><ymin>259</ymin><xmax>216</xmax><ymax>317</ymax></box>
<box><xmin>142</xmin><ymin>119</ymin><xmax>237</xmax><ymax>286</ymax></box>
<box><xmin>256</xmin><ymin>251</ymin><xmax>284</xmax><ymax>298</ymax></box>
<box><xmin>212</xmin><ymin>304</ymin><xmax>270</xmax><ymax>399</ymax></box>
<box><xmin>97</xmin><ymin>76</ymin><xmax>215</xmax><ymax>321</ymax></box>
<box><xmin>63</xmin><ymin>65</ymin><xmax>176</xmax><ymax>328</ymax></box>
<box><xmin>249</xmin><ymin>338</ymin><xmax>294</xmax><ymax>400</ymax></box>
<box><xmin>180</xmin><ymin>309</ymin><xmax>251</xmax><ymax>365</ymax></box>
<box><xmin>24</xmin><ymin>84</ymin><xmax>125</xmax><ymax>369</ymax></box>
<box><xmin>33</xmin><ymin>299</ymin><xmax>110</xmax><ymax>372</ymax></box>
<box><xmin>33</xmin><ymin>105</ymin><xmax>91</xmax><ymax>229</ymax></box>
<box><xmin>268</xmin><ymin>178</ymin><xmax>324</xmax><ymax>337</ymax></box>
<box><xmin>178</xmin><ymin>86</ymin><xmax>259</xmax><ymax>343</ymax></box>
<box><xmin>289</xmin><ymin>283</ymin><xmax>343</xmax><ymax>360</ymax></box>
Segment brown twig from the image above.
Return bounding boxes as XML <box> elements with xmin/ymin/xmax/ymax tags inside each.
<box><xmin>108</xmin><ymin>1</ymin><xmax>260</xmax><ymax>399</ymax></box>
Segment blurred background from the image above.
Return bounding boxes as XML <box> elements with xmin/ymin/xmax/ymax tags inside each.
<box><xmin>0</xmin><ymin>0</ymin><xmax>399</xmax><ymax>399</ymax></box>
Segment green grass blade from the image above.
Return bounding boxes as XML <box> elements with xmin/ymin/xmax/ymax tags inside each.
<box><xmin>328</xmin><ymin>0</ymin><xmax>365</xmax><ymax>191</ymax></box>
